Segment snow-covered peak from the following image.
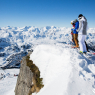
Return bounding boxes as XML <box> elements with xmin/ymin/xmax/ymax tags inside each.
<box><xmin>0</xmin><ymin>26</ymin><xmax>95</xmax><ymax>95</ymax></box>
<box><xmin>30</xmin><ymin>44</ymin><xmax>95</xmax><ymax>95</ymax></box>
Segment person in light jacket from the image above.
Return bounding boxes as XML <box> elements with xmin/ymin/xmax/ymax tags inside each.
<box><xmin>76</xmin><ymin>14</ymin><xmax>88</xmax><ymax>53</ymax></box>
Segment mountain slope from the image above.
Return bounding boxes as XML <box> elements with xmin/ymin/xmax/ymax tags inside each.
<box><xmin>0</xmin><ymin>26</ymin><xmax>95</xmax><ymax>95</ymax></box>
<box><xmin>30</xmin><ymin>44</ymin><xmax>95</xmax><ymax>95</ymax></box>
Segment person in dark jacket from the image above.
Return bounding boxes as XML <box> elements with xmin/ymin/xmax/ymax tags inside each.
<box><xmin>71</xmin><ymin>19</ymin><xmax>79</xmax><ymax>48</ymax></box>
<box><xmin>71</xmin><ymin>20</ymin><xmax>75</xmax><ymax>45</ymax></box>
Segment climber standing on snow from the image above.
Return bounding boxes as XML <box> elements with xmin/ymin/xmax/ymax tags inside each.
<box><xmin>71</xmin><ymin>19</ymin><xmax>79</xmax><ymax>48</ymax></box>
<box><xmin>71</xmin><ymin>20</ymin><xmax>75</xmax><ymax>45</ymax></box>
<box><xmin>76</xmin><ymin>14</ymin><xmax>88</xmax><ymax>53</ymax></box>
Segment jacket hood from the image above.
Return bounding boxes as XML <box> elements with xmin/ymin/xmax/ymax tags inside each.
<box><xmin>79</xmin><ymin>16</ymin><xmax>85</xmax><ymax>21</ymax></box>
<box><xmin>73</xmin><ymin>19</ymin><xmax>78</xmax><ymax>24</ymax></box>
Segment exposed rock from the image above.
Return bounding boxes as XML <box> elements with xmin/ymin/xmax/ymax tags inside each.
<box><xmin>21</xmin><ymin>44</ymin><xmax>31</xmax><ymax>50</ymax></box>
<box><xmin>1</xmin><ymin>51</ymin><xmax>28</xmax><ymax>69</ymax></box>
<box><xmin>15</xmin><ymin>51</ymin><xmax>44</xmax><ymax>95</ymax></box>
<box><xmin>15</xmin><ymin>51</ymin><xmax>33</xmax><ymax>95</ymax></box>
<box><xmin>0</xmin><ymin>53</ymin><xmax>6</xmax><ymax>57</ymax></box>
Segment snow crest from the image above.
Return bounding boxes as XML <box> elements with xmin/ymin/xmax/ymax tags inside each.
<box><xmin>30</xmin><ymin>44</ymin><xmax>72</xmax><ymax>95</ymax></box>
<box><xmin>0</xmin><ymin>26</ymin><xmax>95</xmax><ymax>95</ymax></box>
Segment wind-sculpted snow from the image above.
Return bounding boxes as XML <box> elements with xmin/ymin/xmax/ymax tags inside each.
<box><xmin>0</xmin><ymin>26</ymin><xmax>71</xmax><ymax>46</ymax></box>
<box><xmin>0</xmin><ymin>26</ymin><xmax>95</xmax><ymax>46</ymax></box>
<box><xmin>0</xmin><ymin>26</ymin><xmax>95</xmax><ymax>95</ymax></box>
<box><xmin>30</xmin><ymin>44</ymin><xmax>95</xmax><ymax>95</ymax></box>
<box><xmin>0</xmin><ymin>26</ymin><xmax>95</xmax><ymax>68</ymax></box>
<box><xmin>0</xmin><ymin>26</ymin><xmax>71</xmax><ymax>68</ymax></box>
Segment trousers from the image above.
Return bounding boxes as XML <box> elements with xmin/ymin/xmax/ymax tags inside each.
<box><xmin>73</xmin><ymin>34</ymin><xmax>79</xmax><ymax>47</ymax></box>
<box><xmin>78</xmin><ymin>34</ymin><xmax>87</xmax><ymax>52</ymax></box>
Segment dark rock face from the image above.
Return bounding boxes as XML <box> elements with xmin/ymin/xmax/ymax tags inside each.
<box><xmin>0</xmin><ymin>53</ymin><xmax>6</xmax><ymax>57</ymax></box>
<box><xmin>1</xmin><ymin>51</ymin><xmax>28</xmax><ymax>69</ymax></box>
<box><xmin>87</xmin><ymin>43</ymin><xmax>95</xmax><ymax>52</ymax></box>
<box><xmin>15</xmin><ymin>52</ymin><xmax>33</xmax><ymax>95</ymax></box>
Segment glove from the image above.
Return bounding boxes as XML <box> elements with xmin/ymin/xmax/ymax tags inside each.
<box><xmin>71</xmin><ymin>29</ymin><xmax>73</xmax><ymax>32</ymax></box>
<box><xmin>76</xmin><ymin>29</ymin><xmax>78</xmax><ymax>32</ymax></box>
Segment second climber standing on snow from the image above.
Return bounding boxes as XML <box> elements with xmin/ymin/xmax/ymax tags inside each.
<box><xmin>76</xmin><ymin>14</ymin><xmax>88</xmax><ymax>54</ymax></box>
<box><xmin>72</xmin><ymin>19</ymin><xmax>79</xmax><ymax>48</ymax></box>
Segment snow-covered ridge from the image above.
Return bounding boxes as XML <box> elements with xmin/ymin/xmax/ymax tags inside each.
<box><xmin>0</xmin><ymin>26</ymin><xmax>71</xmax><ymax>46</ymax></box>
<box><xmin>0</xmin><ymin>26</ymin><xmax>95</xmax><ymax>95</ymax></box>
<box><xmin>0</xmin><ymin>26</ymin><xmax>95</xmax><ymax>67</ymax></box>
<box><xmin>0</xmin><ymin>26</ymin><xmax>95</xmax><ymax>46</ymax></box>
<box><xmin>0</xmin><ymin>26</ymin><xmax>72</xmax><ymax>67</ymax></box>
<box><xmin>30</xmin><ymin>44</ymin><xmax>95</xmax><ymax>95</ymax></box>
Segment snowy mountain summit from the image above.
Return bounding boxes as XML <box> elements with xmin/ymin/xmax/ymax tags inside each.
<box><xmin>30</xmin><ymin>44</ymin><xmax>95</xmax><ymax>95</ymax></box>
<box><xmin>0</xmin><ymin>26</ymin><xmax>95</xmax><ymax>95</ymax></box>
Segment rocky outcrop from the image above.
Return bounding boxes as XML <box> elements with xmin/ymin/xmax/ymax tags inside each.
<box><xmin>15</xmin><ymin>52</ymin><xmax>33</xmax><ymax>95</ymax></box>
<box><xmin>15</xmin><ymin>51</ymin><xmax>44</xmax><ymax>95</ymax></box>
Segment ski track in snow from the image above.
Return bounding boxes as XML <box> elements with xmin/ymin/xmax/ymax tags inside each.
<box><xmin>0</xmin><ymin>26</ymin><xmax>95</xmax><ymax>95</ymax></box>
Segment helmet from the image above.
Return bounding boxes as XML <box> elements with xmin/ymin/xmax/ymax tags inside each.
<box><xmin>71</xmin><ymin>20</ymin><xmax>74</xmax><ymax>24</ymax></box>
<box><xmin>78</xmin><ymin>14</ymin><xmax>83</xmax><ymax>18</ymax></box>
<box><xmin>78</xmin><ymin>14</ymin><xmax>83</xmax><ymax>20</ymax></box>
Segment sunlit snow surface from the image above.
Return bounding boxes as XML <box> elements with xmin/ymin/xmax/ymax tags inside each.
<box><xmin>0</xmin><ymin>26</ymin><xmax>95</xmax><ymax>95</ymax></box>
<box><xmin>30</xmin><ymin>44</ymin><xmax>95</xmax><ymax>95</ymax></box>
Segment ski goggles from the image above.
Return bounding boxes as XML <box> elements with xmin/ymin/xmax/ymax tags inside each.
<box><xmin>71</xmin><ymin>22</ymin><xmax>75</xmax><ymax>25</ymax></box>
<box><xmin>78</xmin><ymin>17</ymin><xmax>82</xmax><ymax>20</ymax></box>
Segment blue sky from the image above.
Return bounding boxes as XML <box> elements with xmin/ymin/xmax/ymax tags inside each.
<box><xmin>0</xmin><ymin>0</ymin><xmax>95</xmax><ymax>28</ymax></box>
